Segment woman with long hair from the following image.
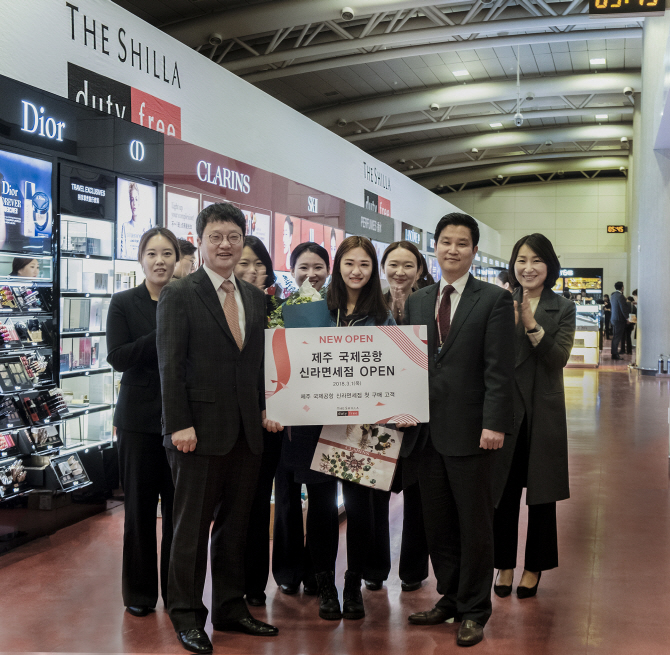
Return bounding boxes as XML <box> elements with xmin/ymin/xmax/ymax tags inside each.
<box><xmin>493</xmin><ymin>233</ymin><xmax>575</xmax><ymax>599</ymax></box>
<box><xmin>271</xmin><ymin>242</ymin><xmax>338</xmax><ymax>601</ymax></box>
<box><xmin>106</xmin><ymin>227</ymin><xmax>180</xmax><ymax>617</ymax></box>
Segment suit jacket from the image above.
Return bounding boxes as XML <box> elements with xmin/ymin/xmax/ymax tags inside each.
<box><xmin>157</xmin><ymin>266</ymin><xmax>267</xmax><ymax>457</ymax></box>
<box><xmin>610</xmin><ymin>290</ymin><xmax>629</xmax><ymax>323</ymax></box>
<box><xmin>494</xmin><ymin>287</ymin><xmax>575</xmax><ymax>505</ymax></box>
<box><xmin>106</xmin><ymin>282</ymin><xmax>162</xmax><ymax>434</ymax></box>
<box><xmin>401</xmin><ymin>274</ymin><xmax>515</xmax><ymax>459</ymax></box>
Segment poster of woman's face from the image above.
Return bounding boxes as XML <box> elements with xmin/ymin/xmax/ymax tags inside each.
<box><xmin>273</xmin><ymin>213</ymin><xmax>301</xmax><ymax>272</ymax></box>
<box><xmin>116</xmin><ymin>178</ymin><xmax>157</xmax><ymax>260</ymax></box>
<box><xmin>328</xmin><ymin>227</ymin><xmax>344</xmax><ymax>269</ymax></box>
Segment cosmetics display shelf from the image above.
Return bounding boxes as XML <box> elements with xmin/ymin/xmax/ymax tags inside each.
<box><xmin>60</xmin><ymin>367</ymin><xmax>112</xmax><ymax>379</ymax></box>
<box><xmin>61</xmin><ymin>440</ymin><xmax>115</xmax><ymax>454</ymax></box>
<box><xmin>65</xmin><ymin>403</ymin><xmax>113</xmax><ymax>419</ymax></box>
<box><xmin>60</xmin><ymin>292</ymin><xmax>113</xmax><ymax>298</ymax></box>
<box><xmin>61</xmin><ymin>253</ymin><xmax>115</xmax><ymax>262</ymax></box>
<box><xmin>59</xmin><ymin>331</ymin><xmax>106</xmax><ymax>338</ymax></box>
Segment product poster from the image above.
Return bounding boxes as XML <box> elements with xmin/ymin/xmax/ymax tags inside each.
<box><xmin>0</xmin><ymin>149</ymin><xmax>53</xmax><ymax>254</ymax></box>
<box><xmin>242</xmin><ymin>210</ymin><xmax>271</xmax><ymax>251</ymax></box>
<box><xmin>325</xmin><ymin>227</ymin><xmax>344</xmax><ymax>268</ymax></box>
<box><xmin>371</xmin><ymin>239</ymin><xmax>390</xmax><ymax>281</ymax></box>
<box><xmin>116</xmin><ymin>178</ymin><xmax>157</xmax><ymax>261</ymax></box>
<box><xmin>166</xmin><ymin>190</ymin><xmax>199</xmax><ymax>245</ymax></box>
<box><xmin>300</xmin><ymin>220</ymin><xmax>325</xmax><ymax>248</ymax></box>
<box><xmin>265</xmin><ymin>325</ymin><xmax>430</xmax><ymax>426</ymax></box>
<box><xmin>274</xmin><ymin>213</ymin><xmax>302</xmax><ymax>273</ymax></box>
<box><xmin>427</xmin><ymin>255</ymin><xmax>441</xmax><ymax>282</ymax></box>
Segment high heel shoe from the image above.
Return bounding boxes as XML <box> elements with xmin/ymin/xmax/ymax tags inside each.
<box><xmin>493</xmin><ymin>570</ymin><xmax>512</xmax><ymax>598</ymax></box>
<box><xmin>517</xmin><ymin>571</ymin><xmax>541</xmax><ymax>599</ymax></box>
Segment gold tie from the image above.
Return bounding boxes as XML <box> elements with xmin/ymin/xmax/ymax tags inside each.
<box><xmin>221</xmin><ymin>280</ymin><xmax>243</xmax><ymax>350</ymax></box>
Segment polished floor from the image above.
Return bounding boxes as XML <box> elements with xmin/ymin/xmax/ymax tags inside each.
<box><xmin>1</xmin><ymin>350</ymin><xmax>669</xmax><ymax>654</ymax></box>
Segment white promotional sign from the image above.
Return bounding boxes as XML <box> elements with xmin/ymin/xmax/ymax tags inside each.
<box><xmin>265</xmin><ymin>325</ymin><xmax>429</xmax><ymax>426</ymax></box>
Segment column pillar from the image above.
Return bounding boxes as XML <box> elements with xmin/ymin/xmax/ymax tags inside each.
<box><xmin>633</xmin><ymin>11</ymin><xmax>670</xmax><ymax>370</ymax></box>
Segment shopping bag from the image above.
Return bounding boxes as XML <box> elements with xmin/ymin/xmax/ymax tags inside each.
<box><xmin>310</xmin><ymin>423</ymin><xmax>403</xmax><ymax>491</ymax></box>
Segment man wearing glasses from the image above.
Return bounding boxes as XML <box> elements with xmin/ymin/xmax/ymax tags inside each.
<box><xmin>157</xmin><ymin>203</ymin><xmax>283</xmax><ymax>654</ymax></box>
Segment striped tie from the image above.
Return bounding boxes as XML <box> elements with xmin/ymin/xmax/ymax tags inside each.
<box><xmin>221</xmin><ymin>280</ymin><xmax>243</xmax><ymax>350</ymax></box>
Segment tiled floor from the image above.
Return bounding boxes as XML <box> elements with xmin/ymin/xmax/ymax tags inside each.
<box><xmin>2</xmin><ymin>350</ymin><xmax>669</xmax><ymax>654</ymax></box>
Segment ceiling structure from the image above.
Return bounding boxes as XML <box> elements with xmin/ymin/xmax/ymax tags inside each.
<box><xmin>113</xmin><ymin>0</ymin><xmax>641</xmax><ymax>194</ymax></box>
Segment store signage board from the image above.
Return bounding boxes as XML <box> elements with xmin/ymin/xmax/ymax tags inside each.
<box><xmin>344</xmin><ymin>202</ymin><xmax>394</xmax><ymax>243</ymax></box>
<box><xmin>401</xmin><ymin>222</ymin><xmax>423</xmax><ymax>248</ymax></box>
<box><xmin>588</xmin><ymin>0</ymin><xmax>665</xmax><ymax>17</ymax></box>
<box><xmin>364</xmin><ymin>189</ymin><xmax>391</xmax><ymax>217</ymax></box>
<box><xmin>607</xmin><ymin>225</ymin><xmax>627</xmax><ymax>233</ymax></box>
<box><xmin>59</xmin><ymin>165</ymin><xmax>116</xmax><ymax>220</ymax></box>
<box><xmin>426</xmin><ymin>232</ymin><xmax>435</xmax><ymax>254</ymax></box>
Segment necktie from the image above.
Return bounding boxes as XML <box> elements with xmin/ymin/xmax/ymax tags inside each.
<box><xmin>437</xmin><ymin>285</ymin><xmax>455</xmax><ymax>346</ymax></box>
<box><xmin>221</xmin><ymin>280</ymin><xmax>244</xmax><ymax>350</ymax></box>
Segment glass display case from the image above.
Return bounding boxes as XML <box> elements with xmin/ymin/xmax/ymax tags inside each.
<box><xmin>567</xmin><ymin>304</ymin><xmax>601</xmax><ymax>368</ymax></box>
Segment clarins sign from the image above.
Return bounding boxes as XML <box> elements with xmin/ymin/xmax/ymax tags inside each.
<box><xmin>196</xmin><ymin>160</ymin><xmax>251</xmax><ymax>194</ymax></box>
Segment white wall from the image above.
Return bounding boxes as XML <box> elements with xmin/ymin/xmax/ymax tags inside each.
<box><xmin>0</xmin><ymin>0</ymin><xmax>501</xmax><ymax>255</ymax></box>
<box><xmin>445</xmin><ymin>178</ymin><xmax>628</xmax><ymax>290</ymax></box>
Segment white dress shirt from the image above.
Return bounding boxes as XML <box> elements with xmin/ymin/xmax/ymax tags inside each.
<box><xmin>436</xmin><ymin>271</ymin><xmax>471</xmax><ymax>322</ymax></box>
<box><xmin>202</xmin><ymin>264</ymin><xmax>246</xmax><ymax>342</ymax></box>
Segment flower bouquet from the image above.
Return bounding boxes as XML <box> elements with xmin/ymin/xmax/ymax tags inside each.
<box><xmin>310</xmin><ymin>423</ymin><xmax>403</xmax><ymax>491</ymax></box>
<box><xmin>268</xmin><ymin>279</ymin><xmax>331</xmax><ymax>329</ymax></box>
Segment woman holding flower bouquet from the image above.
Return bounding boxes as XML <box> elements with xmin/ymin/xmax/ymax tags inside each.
<box><xmin>272</xmin><ymin>243</ymin><xmax>340</xmax><ymax>600</ymax></box>
<box><xmin>278</xmin><ymin>236</ymin><xmax>395</xmax><ymax>622</ymax></box>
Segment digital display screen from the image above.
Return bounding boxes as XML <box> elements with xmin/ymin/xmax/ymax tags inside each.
<box><xmin>588</xmin><ymin>0</ymin><xmax>664</xmax><ymax>16</ymax></box>
<box><xmin>0</xmin><ymin>149</ymin><xmax>53</xmax><ymax>254</ymax></box>
<box><xmin>116</xmin><ymin>177</ymin><xmax>157</xmax><ymax>260</ymax></box>
<box><xmin>607</xmin><ymin>225</ymin><xmax>627</xmax><ymax>233</ymax></box>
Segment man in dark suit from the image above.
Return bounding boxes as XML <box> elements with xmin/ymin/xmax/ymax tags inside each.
<box><xmin>400</xmin><ymin>213</ymin><xmax>515</xmax><ymax>647</ymax></box>
<box><xmin>610</xmin><ymin>281</ymin><xmax>629</xmax><ymax>360</ymax></box>
<box><xmin>157</xmin><ymin>203</ymin><xmax>282</xmax><ymax>654</ymax></box>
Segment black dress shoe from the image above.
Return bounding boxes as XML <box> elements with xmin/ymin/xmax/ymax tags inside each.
<box><xmin>245</xmin><ymin>594</ymin><xmax>266</xmax><ymax>607</ymax></box>
<box><xmin>364</xmin><ymin>579</ymin><xmax>383</xmax><ymax>591</ymax></box>
<box><xmin>408</xmin><ymin>607</ymin><xmax>456</xmax><ymax>625</ymax></box>
<box><xmin>517</xmin><ymin>571</ymin><xmax>541</xmax><ymax>599</ymax></box>
<box><xmin>457</xmin><ymin>620</ymin><xmax>484</xmax><ymax>647</ymax></box>
<box><xmin>303</xmin><ymin>580</ymin><xmax>318</xmax><ymax>596</ymax></box>
<box><xmin>401</xmin><ymin>580</ymin><xmax>422</xmax><ymax>592</ymax></box>
<box><xmin>125</xmin><ymin>606</ymin><xmax>151</xmax><ymax>617</ymax></box>
<box><xmin>214</xmin><ymin>616</ymin><xmax>279</xmax><ymax>636</ymax></box>
<box><xmin>177</xmin><ymin>629</ymin><xmax>213</xmax><ymax>654</ymax></box>
<box><xmin>279</xmin><ymin>583</ymin><xmax>299</xmax><ymax>595</ymax></box>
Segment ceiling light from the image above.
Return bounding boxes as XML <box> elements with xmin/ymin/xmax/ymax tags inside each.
<box><xmin>471</xmin><ymin>148</ymin><xmax>479</xmax><ymax>153</ymax></box>
<box><xmin>590</xmin><ymin>58</ymin><xmax>606</xmax><ymax>65</ymax></box>
<box><xmin>453</xmin><ymin>70</ymin><xmax>469</xmax><ymax>77</ymax></box>
<box><xmin>595</xmin><ymin>114</ymin><xmax>608</xmax><ymax>120</ymax></box>
<box><xmin>490</xmin><ymin>122</ymin><xmax>503</xmax><ymax>128</ymax></box>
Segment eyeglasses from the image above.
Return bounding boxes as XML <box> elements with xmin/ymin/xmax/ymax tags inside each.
<box><xmin>208</xmin><ymin>232</ymin><xmax>243</xmax><ymax>246</ymax></box>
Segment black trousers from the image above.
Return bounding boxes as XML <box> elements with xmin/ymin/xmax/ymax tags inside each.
<box><xmin>117</xmin><ymin>429</ymin><xmax>174</xmax><ymax>608</ymax></box>
<box><xmin>611</xmin><ymin>320</ymin><xmax>626</xmax><ymax>356</ymax></box>
<box><xmin>243</xmin><ymin>430</ymin><xmax>283</xmax><ymax>599</ymax></box>
<box><xmin>399</xmin><ymin>482</ymin><xmax>430</xmax><ymax>584</ymax></box>
<box><xmin>166</xmin><ymin>437</ymin><xmax>261</xmax><ymax>632</ymax></box>
<box><xmin>493</xmin><ymin>428</ymin><xmax>558</xmax><ymax>572</ymax></box>
<box><xmin>304</xmin><ymin>479</ymin><xmax>340</xmax><ymax>574</ymax></box>
<box><xmin>622</xmin><ymin>323</ymin><xmax>635</xmax><ymax>354</ymax></box>
<box><xmin>342</xmin><ymin>481</ymin><xmax>392</xmax><ymax>579</ymax></box>
<box><xmin>419</xmin><ymin>441</ymin><xmax>494</xmax><ymax>626</ymax></box>
<box><xmin>603</xmin><ymin>312</ymin><xmax>611</xmax><ymax>339</ymax></box>
<box><xmin>271</xmin><ymin>460</ymin><xmax>316</xmax><ymax>588</ymax></box>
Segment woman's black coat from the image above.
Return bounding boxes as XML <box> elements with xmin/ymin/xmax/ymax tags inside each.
<box><xmin>106</xmin><ymin>282</ymin><xmax>162</xmax><ymax>434</ymax></box>
<box><xmin>494</xmin><ymin>287</ymin><xmax>576</xmax><ymax>506</ymax></box>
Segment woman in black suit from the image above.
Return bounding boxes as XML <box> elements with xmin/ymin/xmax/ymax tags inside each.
<box><xmin>107</xmin><ymin>227</ymin><xmax>181</xmax><ymax>617</ymax></box>
<box><xmin>493</xmin><ymin>233</ymin><xmax>575</xmax><ymax>598</ymax></box>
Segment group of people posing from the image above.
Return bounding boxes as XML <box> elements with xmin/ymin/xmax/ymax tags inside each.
<box><xmin>105</xmin><ymin>203</ymin><xmax>576</xmax><ymax>654</ymax></box>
